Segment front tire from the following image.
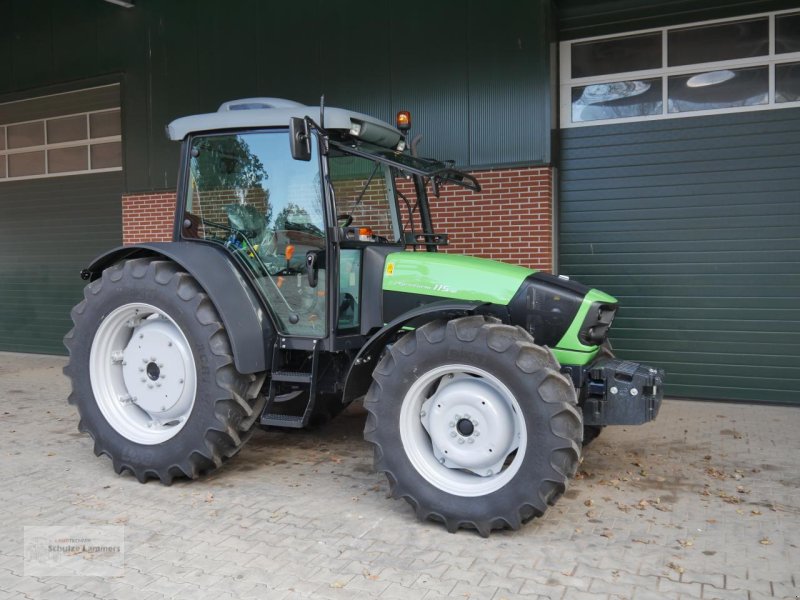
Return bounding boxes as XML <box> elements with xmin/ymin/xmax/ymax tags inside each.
<box><xmin>63</xmin><ymin>258</ymin><xmax>263</xmax><ymax>483</ymax></box>
<box><xmin>363</xmin><ymin>316</ymin><xmax>582</xmax><ymax>536</ymax></box>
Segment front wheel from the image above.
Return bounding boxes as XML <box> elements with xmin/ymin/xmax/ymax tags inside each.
<box><xmin>364</xmin><ymin>316</ymin><xmax>582</xmax><ymax>536</ymax></box>
<box><xmin>63</xmin><ymin>258</ymin><xmax>263</xmax><ymax>483</ymax></box>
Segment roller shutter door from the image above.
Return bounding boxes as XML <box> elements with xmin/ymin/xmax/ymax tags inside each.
<box><xmin>558</xmin><ymin>109</ymin><xmax>800</xmax><ymax>404</ymax></box>
<box><xmin>0</xmin><ymin>173</ymin><xmax>122</xmax><ymax>354</ymax></box>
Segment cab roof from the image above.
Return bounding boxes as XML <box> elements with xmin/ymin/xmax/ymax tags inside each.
<box><xmin>166</xmin><ymin>97</ymin><xmax>404</xmax><ymax>149</ymax></box>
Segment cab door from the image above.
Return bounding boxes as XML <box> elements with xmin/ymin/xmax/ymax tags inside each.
<box><xmin>184</xmin><ymin>129</ymin><xmax>328</xmax><ymax>337</ymax></box>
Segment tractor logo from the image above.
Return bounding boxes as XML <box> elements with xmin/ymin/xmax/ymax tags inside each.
<box><xmin>386</xmin><ymin>263</ymin><xmax>394</xmax><ymax>276</ymax></box>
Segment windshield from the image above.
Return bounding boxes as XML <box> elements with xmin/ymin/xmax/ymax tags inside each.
<box><xmin>328</xmin><ymin>147</ymin><xmax>401</xmax><ymax>243</ymax></box>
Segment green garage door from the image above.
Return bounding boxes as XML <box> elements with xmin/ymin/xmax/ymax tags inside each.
<box><xmin>559</xmin><ymin>109</ymin><xmax>800</xmax><ymax>404</ymax></box>
<box><xmin>0</xmin><ymin>173</ymin><xmax>122</xmax><ymax>354</ymax></box>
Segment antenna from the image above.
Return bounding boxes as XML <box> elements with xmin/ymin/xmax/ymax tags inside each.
<box><xmin>320</xmin><ymin>95</ymin><xmax>325</xmax><ymax>129</ymax></box>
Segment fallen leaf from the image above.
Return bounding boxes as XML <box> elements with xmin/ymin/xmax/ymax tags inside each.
<box><xmin>330</xmin><ymin>581</ymin><xmax>346</xmax><ymax>588</ymax></box>
<box><xmin>600</xmin><ymin>529</ymin><xmax>614</xmax><ymax>538</ymax></box>
<box><xmin>584</xmin><ymin>499</ymin><xmax>594</xmax><ymax>507</ymax></box>
<box><xmin>362</xmin><ymin>570</ymin><xmax>380</xmax><ymax>581</ymax></box>
<box><xmin>617</xmin><ymin>502</ymin><xmax>631</xmax><ymax>513</ymax></box>
<box><xmin>586</xmin><ymin>509</ymin><xmax>597</xmax><ymax>518</ymax></box>
<box><xmin>632</xmin><ymin>538</ymin><xmax>651</xmax><ymax>544</ymax></box>
<box><xmin>667</xmin><ymin>561</ymin><xmax>684</xmax><ymax>574</ymax></box>
<box><xmin>678</xmin><ymin>538</ymin><xmax>694</xmax><ymax>548</ymax></box>
<box><xmin>205</xmin><ymin>493</ymin><xmax>214</xmax><ymax>503</ymax></box>
<box><xmin>760</xmin><ymin>537</ymin><xmax>772</xmax><ymax>545</ymax></box>
<box><xmin>751</xmin><ymin>509</ymin><xmax>762</xmax><ymax>516</ymax></box>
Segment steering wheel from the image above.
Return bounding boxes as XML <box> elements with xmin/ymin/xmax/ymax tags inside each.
<box><xmin>337</xmin><ymin>214</ymin><xmax>353</xmax><ymax>227</ymax></box>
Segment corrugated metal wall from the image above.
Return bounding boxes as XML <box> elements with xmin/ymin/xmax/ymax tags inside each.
<box><xmin>0</xmin><ymin>173</ymin><xmax>122</xmax><ymax>354</ymax></box>
<box><xmin>558</xmin><ymin>109</ymin><xmax>800</xmax><ymax>404</ymax></box>
<box><xmin>0</xmin><ymin>0</ymin><xmax>553</xmax><ymax>194</ymax></box>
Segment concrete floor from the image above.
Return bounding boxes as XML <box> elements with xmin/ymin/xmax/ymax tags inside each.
<box><xmin>0</xmin><ymin>351</ymin><xmax>798</xmax><ymax>599</ymax></box>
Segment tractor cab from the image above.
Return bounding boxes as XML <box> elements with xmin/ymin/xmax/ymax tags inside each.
<box><xmin>171</xmin><ymin>97</ymin><xmax>478</xmax><ymax>345</ymax></box>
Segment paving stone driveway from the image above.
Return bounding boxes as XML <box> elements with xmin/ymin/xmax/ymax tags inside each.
<box><xmin>0</xmin><ymin>351</ymin><xmax>798</xmax><ymax>600</ymax></box>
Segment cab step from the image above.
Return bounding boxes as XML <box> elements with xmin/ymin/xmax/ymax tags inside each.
<box><xmin>259</xmin><ymin>340</ymin><xmax>319</xmax><ymax>428</ymax></box>
<box><xmin>270</xmin><ymin>371</ymin><xmax>313</xmax><ymax>383</ymax></box>
<box><xmin>260</xmin><ymin>413</ymin><xmax>306</xmax><ymax>428</ymax></box>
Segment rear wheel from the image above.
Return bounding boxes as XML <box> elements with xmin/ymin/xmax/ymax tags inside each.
<box><xmin>364</xmin><ymin>316</ymin><xmax>582</xmax><ymax>536</ymax></box>
<box><xmin>64</xmin><ymin>257</ymin><xmax>263</xmax><ymax>483</ymax></box>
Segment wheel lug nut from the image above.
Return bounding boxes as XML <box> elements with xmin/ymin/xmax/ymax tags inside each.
<box><xmin>486</xmin><ymin>469</ymin><xmax>493</xmax><ymax>476</ymax></box>
<box><xmin>419</xmin><ymin>410</ymin><xmax>426</xmax><ymax>417</ymax></box>
<box><xmin>168</xmin><ymin>342</ymin><xmax>173</xmax><ymax>347</ymax></box>
<box><xmin>450</xmin><ymin>432</ymin><xmax>457</xmax><ymax>438</ymax></box>
<box><xmin>140</xmin><ymin>378</ymin><xmax>146</xmax><ymax>383</ymax></box>
<box><xmin>457</xmin><ymin>438</ymin><xmax>464</xmax><ymax>445</ymax></box>
<box><xmin>468</xmin><ymin>438</ymin><xmax>475</xmax><ymax>444</ymax></box>
<box><xmin>448</xmin><ymin>421</ymin><xmax>455</xmax><ymax>428</ymax></box>
<box><xmin>139</xmin><ymin>367</ymin><xmax>144</xmax><ymax>372</ymax></box>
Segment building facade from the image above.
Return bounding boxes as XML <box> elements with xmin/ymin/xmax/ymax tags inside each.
<box><xmin>1</xmin><ymin>0</ymin><xmax>798</xmax><ymax>404</ymax></box>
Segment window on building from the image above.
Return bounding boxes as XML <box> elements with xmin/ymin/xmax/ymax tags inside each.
<box><xmin>0</xmin><ymin>106</ymin><xmax>121</xmax><ymax>182</ymax></box>
<box><xmin>560</xmin><ymin>10</ymin><xmax>800</xmax><ymax>127</ymax></box>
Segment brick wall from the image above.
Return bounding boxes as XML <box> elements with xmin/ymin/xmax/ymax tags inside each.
<box><xmin>403</xmin><ymin>166</ymin><xmax>553</xmax><ymax>271</ymax></box>
<box><xmin>122</xmin><ymin>191</ymin><xmax>176</xmax><ymax>245</ymax></box>
<box><xmin>121</xmin><ymin>166</ymin><xmax>553</xmax><ymax>271</ymax></box>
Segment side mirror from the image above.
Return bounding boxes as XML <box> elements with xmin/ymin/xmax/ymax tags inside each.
<box><xmin>289</xmin><ymin>117</ymin><xmax>311</xmax><ymax>161</ymax></box>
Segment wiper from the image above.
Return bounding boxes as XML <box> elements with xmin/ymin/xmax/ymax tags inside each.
<box><xmin>352</xmin><ymin>162</ymin><xmax>381</xmax><ymax>209</ymax></box>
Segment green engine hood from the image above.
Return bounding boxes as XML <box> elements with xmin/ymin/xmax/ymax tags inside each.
<box><xmin>382</xmin><ymin>252</ymin><xmax>535</xmax><ymax>304</ymax></box>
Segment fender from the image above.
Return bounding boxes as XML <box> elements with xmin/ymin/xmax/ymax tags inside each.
<box><xmin>341</xmin><ymin>300</ymin><xmax>486</xmax><ymax>404</ymax></box>
<box><xmin>82</xmin><ymin>242</ymin><xmax>272</xmax><ymax>375</ymax></box>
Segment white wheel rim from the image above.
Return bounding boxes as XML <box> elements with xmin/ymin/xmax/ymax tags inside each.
<box><xmin>399</xmin><ymin>364</ymin><xmax>527</xmax><ymax>497</ymax></box>
<box><xmin>89</xmin><ymin>302</ymin><xmax>197</xmax><ymax>444</ymax></box>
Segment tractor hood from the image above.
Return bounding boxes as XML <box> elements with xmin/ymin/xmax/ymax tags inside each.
<box><xmin>382</xmin><ymin>252</ymin><xmax>535</xmax><ymax>304</ymax></box>
<box><xmin>381</xmin><ymin>252</ymin><xmax>619</xmax><ymax>365</ymax></box>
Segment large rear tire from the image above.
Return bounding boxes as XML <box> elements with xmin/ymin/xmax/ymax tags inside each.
<box><xmin>63</xmin><ymin>258</ymin><xmax>264</xmax><ymax>483</ymax></box>
<box><xmin>363</xmin><ymin>316</ymin><xmax>582</xmax><ymax>536</ymax></box>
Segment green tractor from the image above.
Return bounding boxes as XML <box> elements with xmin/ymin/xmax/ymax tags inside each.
<box><xmin>64</xmin><ymin>98</ymin><xmax>663</xmax><ymax>536</ymax></box>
